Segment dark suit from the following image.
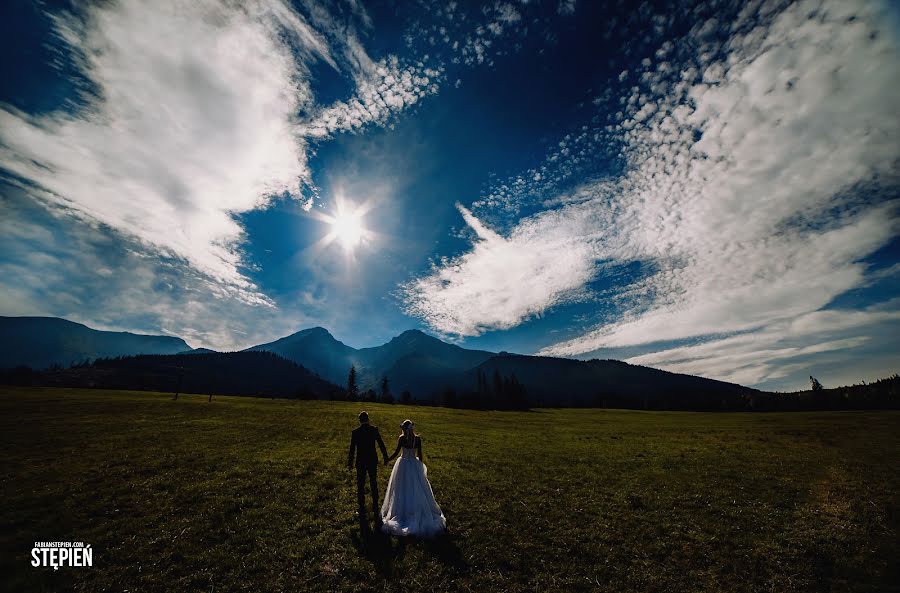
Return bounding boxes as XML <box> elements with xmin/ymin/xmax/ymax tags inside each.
<box><xmin>348</xmin><ymin>423</ymin><xmax>389</xmax><ymax>517</ymax></box>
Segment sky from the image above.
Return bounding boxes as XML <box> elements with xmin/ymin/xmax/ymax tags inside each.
<box><xmin>1</xmin><ymin>0</ymin><xmax>898</xmax><ymax>391</ymax></box>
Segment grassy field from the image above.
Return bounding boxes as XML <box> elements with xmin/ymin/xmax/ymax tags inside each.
<box><xmin>1</xmin><ymin>387</ymin><xmax>898</xmax><ymax>593</ymax></box>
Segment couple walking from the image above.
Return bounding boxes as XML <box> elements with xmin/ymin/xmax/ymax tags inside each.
<box><xmin>347</xmin><ymin>411</ymin><xmax>447</xmax><ymax>537</ymax></box>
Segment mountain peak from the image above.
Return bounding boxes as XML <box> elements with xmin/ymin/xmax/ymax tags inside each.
<box><xmin>248</xmin><ymin>325</ymin><xmax>347</xmax><ymax>353</ymax></box>
<box><xmin>389</xmin><ymin>329</ymin><xmax>439</xmax><ymax>345</ymax></box>
<box><xmin>398</xmin><ymin>329</ymin><xmax>427</xmax><ymax>338</ymax></box>
<box><xmin>286</xmin><ymin>326</ymin><xmax>334</xmax><ymax>340</ymax></box>
<box><xmin>301</xmin><ymin>326</ymin><xmax>332</xmax><ymax>336</ymax></box>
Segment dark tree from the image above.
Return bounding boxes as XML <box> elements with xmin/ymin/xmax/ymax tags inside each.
<box><xmin>380</xmin><ymin>375</ymin><xmax>393</xmax><ymax>404</ymax></box>
<box><xmin>810</xmin><ymin>376</ymin><xmax>824</xmax><ymax>392</ymax></box>
<box><xmin>400</xmin><ymin>390</ymin><xmax>412</xmax><ymax>405</ymax></box>
<box><xmin>347</xmin><ymin>365</ymin><xmax>359</xmax><ymax>401</ymax></box>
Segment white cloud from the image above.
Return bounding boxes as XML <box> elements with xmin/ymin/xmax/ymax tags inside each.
<box><xmin>400</xmin><ymin>203</ymin><xmax>597</xmax><ymax>335</ymax></box>
<box><xmin>625</xmin><ymin>304</ymin><xmax>900</xmax><ymax>387</ymax></box>
<box><xmin>405</xmin><ymin>0</ymin><xmax>549</xmax><ymax>68</ymax></box>
<box><xmin>301</xmin><ymin>55</ymin><xmax>443</xmax><ymax>137</ymax></box>
<box><xmin>404</xmin><ymin>0</ymin><xmax>900</xmax><ymax>386</ymax></box>
<box><xmin>494</xmin><ymin>2</ymin><xmax>522</xmax><ymax>28</ymax></box>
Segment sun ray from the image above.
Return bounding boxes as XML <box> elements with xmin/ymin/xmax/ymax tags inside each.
<box><xmin>311</xmin><ymin>196</ymin><xmax>373</xmax><ymax>255</ymax></box>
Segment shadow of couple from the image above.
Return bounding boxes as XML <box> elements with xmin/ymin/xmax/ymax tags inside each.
<box><xmin>349</xmin><ymin>516</ymin><xmax>468</xmax><ymax>576</ymax></box>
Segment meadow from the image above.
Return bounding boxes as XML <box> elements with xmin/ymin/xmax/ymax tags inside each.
<box><xmin>1</xmin><ymin>387</ymin><xmax>897</xmax><ymax>592</ymax></box>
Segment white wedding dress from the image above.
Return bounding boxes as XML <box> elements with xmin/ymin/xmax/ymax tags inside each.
<box><xmin>380</xmin><ymin>441</ymin><xmax>447</xmax><ymax>537</ymax></box>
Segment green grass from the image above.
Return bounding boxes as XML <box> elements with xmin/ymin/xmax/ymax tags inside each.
<box><xmin>1</xmin><ymin>387</ymin><xmax>898</xmax><ymax>593</ymax></box>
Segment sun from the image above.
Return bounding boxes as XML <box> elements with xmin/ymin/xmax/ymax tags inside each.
<box><xmin>315</xmin><ymin>198</ymin><xmax>372</xmax><ymax>254</ymax></box>
<box><xmin>330</xmin><ymin>210</ymin><xmax>363</xmax><ymax>249</ymax></box>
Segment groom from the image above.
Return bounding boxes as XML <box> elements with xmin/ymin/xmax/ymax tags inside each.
<box><xmin>347</xmin><ymin>411</ymin><xmax>389</xmax><ymax>524</ymax></box>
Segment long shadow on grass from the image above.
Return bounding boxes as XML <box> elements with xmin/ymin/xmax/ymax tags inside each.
<box><xmin>423</xmin><ymin>532</ymin><xmax>468</xmax><ymax>573</ymax></box>
<box><xmin>350</xmin><ymin>520</ymin><xmax>468</xmax><ymax>576</ymax></box>
<box><xmin>350</xmin><ymin>519</ymin><xmax>404</xmax><ymax>576</ymax></box>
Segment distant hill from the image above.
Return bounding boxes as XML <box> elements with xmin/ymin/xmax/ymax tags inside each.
<box><xmin>464</xmin><ymin>354</ymin><xmax>757</xmax><ymax>409</ymax></box>
<box><xmin>2</xmin><ymin>351</ymin><xmax>340</xmax><ymax>399</ymax></box>
<box><xmin>245</xmin><ymin>327</ymin><xmax>356</xmax><ymax>386</ymax></box>
<box><xmin>0</xmin><ymin>317</ymin><xmax>189</xmax><ymax>369</ymax></box>
<box><xmin>356</xmin><ymin>329</ymin><xmax>493</xmax><ymax>372</ymax></box>
<box><xmin>356</xmin><ymin>330</ymin><xmax>494</xmax><ymax>396</ymax></box>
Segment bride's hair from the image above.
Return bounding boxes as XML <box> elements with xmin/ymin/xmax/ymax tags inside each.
<box><xmin>400</xmin><ymin>419</ymin><xmax>416</xmax><ymax>444</ymax></box>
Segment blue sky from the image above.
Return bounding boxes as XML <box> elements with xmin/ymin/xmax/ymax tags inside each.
<box><xmin>1</xmin><ymin>0</ymin><xmax>898</xmax><ymax>391</ymax></box>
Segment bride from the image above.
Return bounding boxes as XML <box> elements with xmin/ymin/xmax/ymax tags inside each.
<box><xmin>380</xmin><ymin>419</ymin><xmax>447</xmax><ymax>537</ymax></box>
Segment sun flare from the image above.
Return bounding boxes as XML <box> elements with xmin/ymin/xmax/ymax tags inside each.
<box><xmin>316</xmin><ymin>198</ymin><xmax>373</xmax><ymax>254</ymax></box>
<box><xmin>331</xmin><ymin>210</ymin><xmax>363</xmax><ymax>249</ymax></box>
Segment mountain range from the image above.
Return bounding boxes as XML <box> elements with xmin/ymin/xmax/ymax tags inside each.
<box><xmin>0</xmin><ymin>316</ymin><xmax>759</xmax><ymax>408</ymax></box>
<box><xmin>246</xmin><ymin>327</ymin><xmax>494</xmax><ymax>396</ymax></box>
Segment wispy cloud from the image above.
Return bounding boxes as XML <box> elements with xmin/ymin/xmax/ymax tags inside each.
<box><xmin>301</xmin><ymin>55</ymin><xmax>443</xmax><ymax>138</ymax></box>
<box><xmin>404</xmin><ymin>0</ymin><xmax>570</xmax><ymax>69</ymax></box>
<box><xmin>626</xmin><ymin>304</ymin><xmax>900</xmax><ymax>388</ymax></box>
<box><xmin>401</xmin><ymin>203</ymin><xmax>598</xmax><ymax>335</ymax></box>
<box><xmin>403</xmin><ymin>0</ymin><xmax>900</xmax><ymax>386</ymax></box>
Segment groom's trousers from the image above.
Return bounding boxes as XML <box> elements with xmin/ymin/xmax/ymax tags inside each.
<box><xmin>356</xmin><ymin>463</ymin><xmax>379</xmax><ymax>516</ymax></box>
